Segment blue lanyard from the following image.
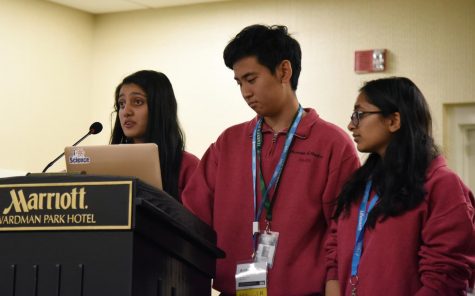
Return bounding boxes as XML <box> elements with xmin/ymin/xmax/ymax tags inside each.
<box><xmin>251</xmin><ymin>105</ymin><xmax>303</xmax><ymax>239</ymax></box>
<box><xmin>351</xmin><ymin>180</ymin><xmax>379</xmax><ymax>280</ymax></box>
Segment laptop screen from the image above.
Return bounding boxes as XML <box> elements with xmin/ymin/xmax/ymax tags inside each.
<box><xmin>64</xmin><ymin>143</ymin><xmax>162</xmax><ymax>190</ymax></box>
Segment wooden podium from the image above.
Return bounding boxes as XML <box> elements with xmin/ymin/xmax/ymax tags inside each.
<box><xmin>0</xmin><ymin>174</ymin><xmax>224</xmax><ymax>296</ymax></box>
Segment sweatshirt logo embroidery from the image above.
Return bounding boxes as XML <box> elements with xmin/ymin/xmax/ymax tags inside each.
<box><xmin>290</xmin><ymin>150</ymin><xmax>323</xmax><ymax>158</ymax></box>
<box><xmin>290</xmin><ymin>150</ymin><xmax>323</xmax><ymax>163</ymax></box>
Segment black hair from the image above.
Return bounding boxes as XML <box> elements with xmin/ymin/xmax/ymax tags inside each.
<box><xmin>223</xmin><ymin>24</ymin><xmax>302</xmax><ymax>90</ymax></box>
<box><xmin>333</xmin><ymin>77</ymin><xmax>439</xmax><ymax>227</ymax></box>
<box><xmin>110</xmin><ymin>70</ymin><xmax>184</xmax><ymax>200</ymax></box>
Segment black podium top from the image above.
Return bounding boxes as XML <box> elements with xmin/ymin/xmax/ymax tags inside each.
<box><xmin>0</xmin><ymin>174</ymin><xmax>224</xmax><ymax>259</ymax></box>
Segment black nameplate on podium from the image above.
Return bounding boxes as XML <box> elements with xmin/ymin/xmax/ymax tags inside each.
<box><xmin>0</xmin><ymin>174</ymin><xmax>224</xmax><ymax>296</ymax></box>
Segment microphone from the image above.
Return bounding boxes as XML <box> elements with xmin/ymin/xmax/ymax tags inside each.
<box><xmin>42</xmin><ymin>122</ymin><xmax>103</xmax><ymax>173</ymax></box>
<box><xmin>88</xmin><ymin>122</ymin><xmax>103</xmax><ymax>135</ymax></box>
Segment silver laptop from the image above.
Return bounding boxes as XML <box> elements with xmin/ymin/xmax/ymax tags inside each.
<box><xmin>64</xmin><ymin>143</ymin><xmax>162</xmax><ymax>190</ymax></box>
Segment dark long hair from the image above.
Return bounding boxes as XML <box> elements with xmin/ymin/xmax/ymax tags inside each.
<box><xmin>110</xmin><ymin>70</ymin><xmax>184</xmax><ymax>200</ymax></box>
<box><xmin>334</xmin><ymin>77</ymin><xmax>439</xmax><ymax>227</ymax></box>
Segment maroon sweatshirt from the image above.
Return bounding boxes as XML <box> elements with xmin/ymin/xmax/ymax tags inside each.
<box><xmin>178</xmin><ymin>151</ymin><xmax>199</xmax><ymax>199</ymax></box>
<box><xmin>183</xmin><ymin>108</ymin><xmax>359</xmax><ymax>295</ymax></box>
<box><xmin>326</xmin><ymin>156</ymin><xmax>475</xmax><ymax>295</ymax></box>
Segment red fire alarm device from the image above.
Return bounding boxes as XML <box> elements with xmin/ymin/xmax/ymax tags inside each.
<box><xmin>354</xmin><ymin>49</ymin><xmax>386</xmax><ymax>73</ymax></box>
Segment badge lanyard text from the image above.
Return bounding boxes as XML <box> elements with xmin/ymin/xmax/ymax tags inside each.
<box><xmin>350</xmin><ymin>179</ymin><xmax>379</xmax><ymax>296</ymax></box>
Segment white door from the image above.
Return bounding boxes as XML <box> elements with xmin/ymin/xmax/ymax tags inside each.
<box><xmin>444</xmin><ymin>103</ymin><xmax>475</xmax><ymax>191</ymax></box>
<box><xmin>465</xmin><ymin>127</ymin><xmax>475</xmax><ymax>191</ymax></box>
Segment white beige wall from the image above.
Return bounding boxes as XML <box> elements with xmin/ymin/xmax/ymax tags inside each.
<box><xmin>0</xmin><ymin>0</ymin><xmax>94</xmax><ymax>174</ymax></box>
<box><xmin>90</xmin><ymin>0</ymin><xmax>475</xmax><ymax>159</ymax></box>
<box><xmin>1</xmin><ymin>0</ymin><xmax>474</xmax><ymax>175</ymax></box>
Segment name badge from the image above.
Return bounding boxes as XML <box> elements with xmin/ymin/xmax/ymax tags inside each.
<box><xmin>236</xmin><ymin>261</ymin><xmax>267</xmax><ymax>296</ymax></box>
<box><xmin>255</xmin><ymin>231</ymin><xmax>279</xmax><ymax>268</ymax></box>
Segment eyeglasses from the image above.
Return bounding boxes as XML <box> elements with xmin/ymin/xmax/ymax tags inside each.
<box><xmin>350</xmin><ymin>110</ymin><xmax>383</xmax><ymax>126</ymax></box>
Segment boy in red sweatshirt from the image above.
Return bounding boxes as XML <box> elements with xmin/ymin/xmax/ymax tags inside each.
<box><xmin>182</xmin><ymin>24</ymin><xmax>359</xmax><ymax>295</ymax></box>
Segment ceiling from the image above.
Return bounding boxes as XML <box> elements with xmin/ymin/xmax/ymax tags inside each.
<box><xmin>45</xmin><ymin>0</ymin><xmax>233</xmax><ymax>14</ymax></box>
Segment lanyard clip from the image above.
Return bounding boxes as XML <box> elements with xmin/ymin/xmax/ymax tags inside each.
<box><xmin>350</xmin><ymin>275</ymin><xmax>359</xmax><ymax>296</ymax></box>
<box><xmin>265</xmin><ymin>220</ymin><xmax>271</xmax><ymax>234</ymax></box>
<box><xmin>253</xmin><ymin>221</ymin><xmax>259</xmax><ymax>235</ymax></box>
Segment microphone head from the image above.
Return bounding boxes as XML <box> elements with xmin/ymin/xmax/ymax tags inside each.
<box><xmin>89</xmin><ymin>122</ymin><xmax>103</xmax><ymax>135</ymax></box>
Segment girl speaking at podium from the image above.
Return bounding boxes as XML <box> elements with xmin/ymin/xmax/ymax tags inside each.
<box><xmin>110</xmin><ymin>70</ymin><xmax>199</xmax><ymax>202</ymax></box>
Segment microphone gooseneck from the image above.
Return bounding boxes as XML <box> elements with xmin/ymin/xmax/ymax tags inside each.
<box><xmin>41</xmin><ymin>122</ymin><xmax>103</xmax><ymax>173</ymax></box>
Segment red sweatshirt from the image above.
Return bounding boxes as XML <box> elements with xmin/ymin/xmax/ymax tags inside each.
<box><xmin>178</xmin><ymin>151</ymin><xmax>199</xmax><ymax>199</ymax></box>
<box><xmin>325</xmin><ymin>156</ymin><xmax>475</xmax><ymax>295</ymax></box>
<box><xmin>182</xmin><ymin>108</ymin><xmax>359</xmax><ymax>295</ymax></box>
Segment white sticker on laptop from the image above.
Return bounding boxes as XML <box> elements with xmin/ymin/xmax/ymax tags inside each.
<box><xmin>69</xmin><ymin>148</ymin><xmax>91</xmax><ymax>164</ymax></box>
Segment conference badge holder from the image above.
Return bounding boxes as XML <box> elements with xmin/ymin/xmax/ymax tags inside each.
<box><xmin>236</xmin><ymin>260</ymin><xmax>267</xmax><ymax>296</ymax></box>
<box><xmin>255</xmin><ymin>231</ymin><xmax>279</xmax><ymax>268</ymax></box>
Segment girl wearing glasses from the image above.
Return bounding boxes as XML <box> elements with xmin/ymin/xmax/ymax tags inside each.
<box><xmin>325</xmin><ymin>77</ymin><xmax>475</xmax><ymax>296</ymax></box>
